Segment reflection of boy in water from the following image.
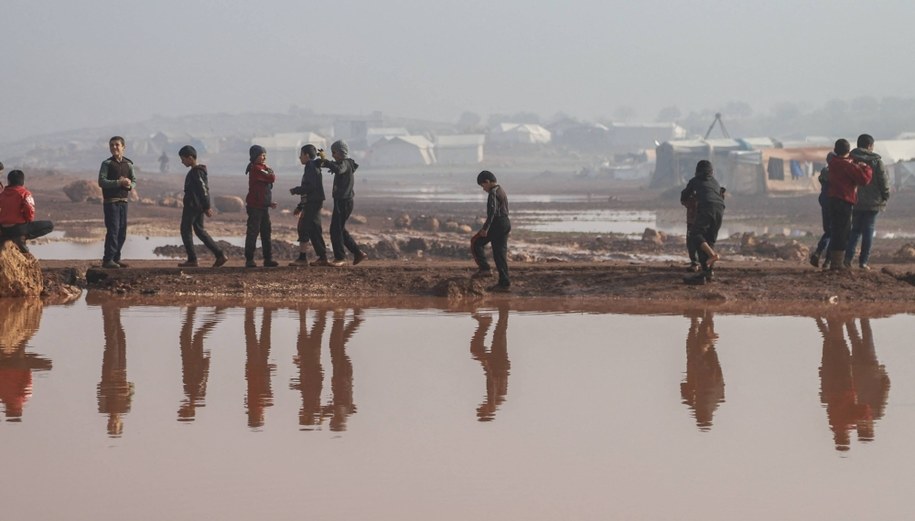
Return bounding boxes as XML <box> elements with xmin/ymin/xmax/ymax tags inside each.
<box><xmin>680</xmin><ymin>310</ymin><xmax>724</xmax><ymax>430</ymax></box>
<box><xmin>816</xmin><ymin>316</ymin><xmax>890</xmax><ymax>451</ymax></box>
<box><xmin>177</xmin><ymin>306</ymin><xmax>223</xmax><ymax>421</ymax></box>
<box><xmin>325</xmin><ymin>308</ymin><xmax>362</xmax><ymax>432</ymax></box>
<box><xmin>97</xmin><ymin>303</ymin><xmax>134</xmax><ymax>436</ymax></box>
<box><xmin>0</xmin><ymin>299</ymin><xmax>51</xmax><ymax>420</ymax></box>
<box><xmin>470</xmin><ymin>305</ymin><xmax>511</xmax><ymax>422</ymax></box>
<box><xmin>244</xmin><ymin>307</ymin><xmax>275</xmax><ymax>428</ymax></box>
<box><xmin>291</xmin><ymin>308</ymin><xmax>327</xmax><ymax>429</ymax></box>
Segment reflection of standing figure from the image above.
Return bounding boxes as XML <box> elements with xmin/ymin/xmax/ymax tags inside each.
<box><xmin>0</xmin><ymin>299</ymin><xmax>51</xmax><ymax>421</ymax></box>
<box><xmin>816</xmin><ymin>316</ymin><xmax>890</xmax><ymax>451</ymax></box>
<box><xmin>177</xmin><ymin>306</ymin><xmax>224</xmax><ymax>421</ymax></box>
<box><xmin>97</xmin><ymin>303</ymin><xmax>134</xmax><ymax>437</ymax></box>
<box><xmin>680</xmin><ymin>310</ymin><xmax>724</xmax><ymax>431</ymax></box>
<box><xmin>470</xmin><ymin>305</ymin><xmax>511</xmax><ymax>422</ymax></box>
<box><xmin>325</xmin><ymin>308</ymin><xmax>362</xmax><ymax>432</ymax></box>
<box><xmin>244</xmin><ymin>307</ymin><xmax>275</xmax><ymax>428</ymax></box>
<box><xmin>291</xmin><ymin>308</ymin><xmax>327</xmax><ymax>429</ymax></box>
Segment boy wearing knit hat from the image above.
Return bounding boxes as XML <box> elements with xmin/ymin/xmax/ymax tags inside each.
<box><xmin>319</xmin><ymin>140</ymin><xmax>367</xmax><ymax>266</ymax></box>
<box><xmin>244</xmin><ymin>145</ymin><xmax>278</xmax><ymax>268</ymax></box>
<box><xmin>680</xmin><ymin>160</ymin><xmax>725</xmax><ymax>284</ymax></box>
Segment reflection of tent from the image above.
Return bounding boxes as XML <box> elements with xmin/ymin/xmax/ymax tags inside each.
<box><xmin>367</xmin><ymin>136</ymin><xmax>435</xmax><ymax>167</ymax></box>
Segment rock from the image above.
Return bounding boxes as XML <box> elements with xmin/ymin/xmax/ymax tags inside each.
<box><xmin>214</xmin><ymin>195</ymin><xmax>245</xmax><ymax>213</ymax></box>
<box><xmin>459</xmin><ymin>225</ymin><xmax>473</xmax><ymax>234</ymax></box>
<box><xmin>140</xmin><ymin>197</ymin><xmax>156</xmax><ymax>205</ymax></box>
<box><xmin>394</xmin><ymin>213</ymin><xmax>411</xmax><ymax>228</ymax></box>
<box><xmin>0</xmin><ymin>241</ymin><xmax>43</xmax><ymax>297</ymax></box>
<box><xmin>371</xmin><ymin>239</ymin><xmax>400</xmax><ymax>259</ymax></box>
<box><xmin>350</xmin><ymin>214</ymin><xmax>368</xmax><ymax>225</ymax></box>
<box><xmin>895</xmin><ymin>243</ymin><xmax>915</xmax><ymax>261</ymax></box>
<box><xmin>413</xmin><ymin>215</ymin><xmax>440</xmax><ymax>232</ymax></box>
<box><xmin>641</xmin><ymin>227</ymin><xmax>665</xmax><ymax>245</ymax></box>
<box><xmin>62</xmin><ymin>180</ymin><xmax>102</xmax><ymax>202</ymax></box>
<box><xmin>444</xmin><ymin>221</ymin><xmax>461</xmax><ymax>232</ymax></box>
<box><xmin>401</xmin><ymin>237</ymin><xmax>429</xmax><ymax>252</ymax></box>
<box><xmin>775</xmin><ymin>240</ymin><xmax>807</xmax><ymax>261</ymax></box>
<box><xmin>320</xmin><ymin>208</ymin><xmax>332</xmax><ymax>217</ymax></box>
<box><xmin>158</xmin><ymin>196</ymin><xmax>182</xmax><ymax>208</ymax></box>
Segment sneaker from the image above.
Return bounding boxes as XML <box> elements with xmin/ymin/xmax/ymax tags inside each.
<box><xmin>289</xmin><ymin>257</ymin><xmax>309</xmax><ymax>266</ymax></box>
<box><xmin>687</xmin><ymin>262</ymin><xmax>700</xmax><ymax>273</ymax></box>
<box><xmin>704</xmin><ymin>267</ymin><xmax>715</xmax><ymax>282</ymax></box>
<box><xmin>329</xmin><ymin>259</ymin><xmax>346</xmax><ymax>267</ymax></box>
<box><xmin>12</xmin><ymin>236</ymin><xmax>29</xmax><ymax>254</ymax></box>
<box><xmin>177</xmin><ymin>260</ymin><xmax>199</xmax><ymax>268</ymax></box>
<box><xmin>310</xmin><ymin>258</ymin><xmax>331</xmax><ymax>267</ymax></box>
<box><xmin>808</xmin><ymin>252</ymin><xmax>820</xmax><ymax>268</ymax></box>
<box><xmin>115</xmin><ymin>261</ymin><xmax>130</xmax><ymax>268</ymax></box>
<box><xmin>472</xmin><ymin>268</ymin><xmax>493</xmax><ymax>278</ymax></box>
<box><xmin>353</xmin><ymin>251</ymin><xmax>368</xmax><ymax>266</ymax></box>
<box><xmin>860</xmin><ymin>264</ymin><xmax>872</xmax><ymax>271</ymax></box>
<box><xmin>102</xmin><ymin>260</ymin><xmax>121</xmax><ymax>269</ymax></box>
<box><xmin>263</xmin><ymin>260</ymin><xmax>279</xmax><ymax>268</ymax></box>
<box><xmin>245</xmin><ymin>260</ymin><xmax>257</xmax><ymax>268</ymax></box>
<box><xmin>213</xmin><ymin>255</ymin><xmax>228</xmax><ymax>268</ymax></box>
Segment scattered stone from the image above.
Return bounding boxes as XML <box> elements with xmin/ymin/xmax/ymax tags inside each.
<box><xmin>894</xmin><ymin>243</ymin><xmax>915</xmax><ymax>261</ymax></box>
<box><xmin>458</xmin><ymin>225</ymin><xmax>473</xmax><ymax>234</ymax></box>
<box><xmin>213</xmin><ymin>195</ymin><xmax>245</xmax><ymax>213</ymax></box>
<box><xmin>350</xmin><ymin>214</ymin><xmax>368</xmax><ymax>225</ymax></box>
<box><xmin>413</xmin><ymin>215</ymin><xmax>440</xmax><ymax>232</ymax></box>
<box><xmin>62</xmin><ymin>180</ymin><xmax>102</xmax><ymax>203</ymax></box>
<box><xmin>642</xmin><ymin>228</ymin><xmax>665</xmax><ymax>245</ymax></box>
<box><xmin>394</xmin><ymin>213</ymin><xmax>411</xmax><ymax>228</ymax></box>
<box><xmin>158</xmin><ymin>196</ymin><xmax>182</xmax><ymax>208</ymax></box>
<box><xmin>443</xmin><ymin>221</ymin><xmax>461</xmax><ymax>232</ymax></box>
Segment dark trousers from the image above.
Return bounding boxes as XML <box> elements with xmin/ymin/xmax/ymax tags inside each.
<box><xmin>827</xmin><ymin>198</ymin><xmax>853</xmax><ymax>252</ymax></box>
<box><xmin>471</xmin><ymin>217</ymin><xmax>511</xmax><ymax>286</ymax></box>
<box><xmin>815</xmin><ymin>197</ymin><xmax>831</xmax><ymax>254</ymax></box>
<box><xmin>687</xmin><ymin>204</ymin><xmax>723</xmax><ymax>270</ymax></box>
<box><xmin>330</xmin><ymin>198</ymin><xmax>361</xmax><ymax>261</ymax></box>
<box><xmin>845</xmin><ymin>210</ymin><xmax>878</xmax><ymax>266</ymax></box>
<box><xmin>245</xmin><ymin>207</ymin><xmax>272</xmax><ymax>262</ymax></box>
<box><xmin>1</xmin><ymin>221</ymin><xmax>54</xmax><ymax>241</ymax></box>
<box><xmin>180</xmin><ymin>207</ymin><xmax>223</xmax><ymax>261</ymax></box>
<box><xmin>297</xmin><ymin>201</ymin><xmax>327</xmax><ymax>259</ymax></box>
<box><xmin>103</xmin><ymin>202</ymin><xmax>128</xmax><ymax>262</ymax></box>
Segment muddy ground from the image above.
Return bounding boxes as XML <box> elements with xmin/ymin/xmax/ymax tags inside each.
<box><xmin>21</xmin><ymin>168</ymin><xmax>915</xmax><ymax>311</ymax></box>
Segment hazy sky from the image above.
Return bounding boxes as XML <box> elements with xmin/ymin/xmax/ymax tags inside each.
<box><xmin>2</xmin><ymin>0</ymin><xmax>914</xmax><ymax>142</ymax></box>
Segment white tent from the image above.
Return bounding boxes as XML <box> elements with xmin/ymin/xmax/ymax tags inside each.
<box><xmin>368</xmin><ymin>136</ymin><xmax>436</xmax><ymax>167</ymax></box>
<box><xmin>435</xmin><ymin>134</ymin><xmax>484</xmax><ymax>165</ymax></box>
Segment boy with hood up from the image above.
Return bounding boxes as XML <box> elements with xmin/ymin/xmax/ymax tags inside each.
<box><xmin>844</xmin><ymin>134</ymin><xmax>889</xmax><ymax>270</ymax></box>
<box><xmin>244</xmin><ymin>145</ymin><xmax>279</xmax><ymax>268</ymax></box>
<box><xmin>318</xmin><ymin>140</ymin><xmax>367</xmax><ymax>267</ymax></box>
<box><xmin>825</xmin><ymin>138</ymin><xmax>872</xmax><ymax>270</ymax></box>
<box><xmin>680</xmin><ymin>160</ymin><xmax>725</xmax><ymax>284</ymax></box>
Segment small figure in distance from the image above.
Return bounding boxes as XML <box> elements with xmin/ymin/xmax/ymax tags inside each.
<box><xmin>177</xmin><ymin>145</ymin><xmax>227</xmax><ymax>268</ymax></box>
<box><xmin>0</xmin><ymin>169</ymin><xmax>54</xmax><ymax>254</ymax></box>
<box><xmin>471</xmin><ymin>170</ymin><xmax>511</xmax><ymax>292</ymax></box>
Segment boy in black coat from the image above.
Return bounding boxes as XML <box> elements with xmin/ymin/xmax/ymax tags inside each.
<box><xmin>178</xmin><ymin>145</ymin><xmax>226</xmax><ymax>267</ymax></box>
<box><xmin>680</xmin><ymin>160</ymin><xmax>725</xmax><ymax>283</ymax></box>
<box><xmin>289</xmin><ymin>144</ymin><xmax>329</xmax><ymax>266</ymax></box>
<box><xmin>471</xmin><ymin>170</ymin><xmax>511</xmax><ymax>291</ymax></box>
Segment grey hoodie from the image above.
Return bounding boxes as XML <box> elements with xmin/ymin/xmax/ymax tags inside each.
<box><xmin>850</xmin><ymin>148</ymin><xmax>889</xmax><ymax>211</ymax></box>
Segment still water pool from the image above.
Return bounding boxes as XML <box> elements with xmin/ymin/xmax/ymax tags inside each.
<box><xmin>2</xmin><ymin>297</ymin><xmax>914</xmax><ymax>520</ymax></box>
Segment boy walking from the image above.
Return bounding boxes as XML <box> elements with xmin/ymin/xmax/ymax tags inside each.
<box><xmin>177</xmin><ymin>145</ymin><xmax>227</xmax><ymax>268</ymax></box>
<box><xmin>0</xmin><ymin>169</ymin><xmax>54</xmax><ymax>253</ymax></box>
<box><xmin>680</xmin><ymin>160</ymin><xmax>725</xmax><ymax>284</ymax></box>
<box><xmin>320</xmin><ymin>140</ymin><xmax>367</xmax><ymax>267</ymax></box>
<box><xmin>845</xmin><ymin>134</ymin><xmax>889</xmax><ymax>270</ymax></box>
<box><xmin>289</xmin><ymin>144</ymin><xmax>329</xmax><ymax>266</ymax></box>
<box><xmin>99</xmin><ymin>136</ymin><xmax>137</xmax><ymax>269</ymax></box>
<box><xmin>826</xmin><ymin>139</ymin><xmax>872</xmax><ymax>270</ymax></box>
<box><xmin>471</xmin><ymin>170</ymin><xmax>511</xmax><ymax>291</ymax></box>
<box><xmin>244</xmin><ymin>145</ymin><xmax>278</xmax><ymax>268</ymax></box>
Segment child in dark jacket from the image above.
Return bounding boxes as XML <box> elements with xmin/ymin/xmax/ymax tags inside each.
<box><xmin>471</xmin><ymin>170</ymin><xmax>511</xmax><ymax>291</ymax></box>
<box><xmin>320</xmin><ymin>140</ymin><xmax>367</xmax><ymax>267</ymax></box>
<box><xmin>289</xmin><ymin>144</ymin><xmax>328</xmax><ymax>266</ymax></box>
<box><xmin>680</xmin><ymin>160</ymin><xmax>725</xmax><ymax>283</ymax></box>
<box><xmin>244</xmin><ymin>145</ymin><xmax>278</xmax><ymax>268</ymax></box>
<box><xmin>810</xmin><ymin>152</ymin><xmax>836</xmax><ymax>269</ymax></box>
<box><xmin>178</xmin><ymin>145</ymin><xmax>226</xmax><ymax>267</ymax></box>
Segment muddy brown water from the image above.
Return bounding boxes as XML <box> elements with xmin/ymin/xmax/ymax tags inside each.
<box><xmin>2</xmin><ymin>296</ymin><xmax>914</xmax><ymax>520</ymax></box>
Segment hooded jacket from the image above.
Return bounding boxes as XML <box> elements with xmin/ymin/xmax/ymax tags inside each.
<box><xmin>245</xmin><ymin>162</ymin><xmax>276</xmax><ymax>209</ymax></box>
<box><xmin>290</xmin><ymin>159</ymin><xmax>325</xmax><ymax>203</ymax></box>
<box><xmin>325</xmin><ymin>158</ymin><xmax>359</xmax><ymax>200</ymax></box>
<box><xmin>183</xmin><ymin>164</ymin><xmax>212</xmax><ymax>211</ymax></box>
<box><xmin>850</xmin><ymin>148</ymin><xmax>889</xmax><ymax>211</ymax></box>
<box><xmin>680</xmin><ymin>172</ymin><xmax>725</xmax><ymax>209</ymax></box>
<box><xmin>826</xmin><ymin>155</ymin><xmax>872</xmax><ymax>205</ymax></box>
<box><xmin>0</xmin><ymin>185</ymin><xmax>36</xmax><ymax>226</ymax></box>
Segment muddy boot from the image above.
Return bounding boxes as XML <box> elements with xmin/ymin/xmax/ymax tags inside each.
<box><xmin>12</xmin><ymin>235</ymin><xmax>29</xmax><ymax>254</ymax></box>
<box><xmin>809</xmin><ymin>251</ymin><xmax>820</xmax><ymax>268</ymax></box>
<box><xmin>683</xmin><ymin>271</ymin><xmax>707</xmax><ymax>285</ymax></box>
<box><xmin>828</xmin><ymin>250</ymin><xmax>846</xmax><ymax>271</ymax></box>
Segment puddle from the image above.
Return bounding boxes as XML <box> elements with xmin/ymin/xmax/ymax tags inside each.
<box><xmin>2</xmin><ymin>297</ymin><xmax>912</xmax><ymax>520</ymax></box>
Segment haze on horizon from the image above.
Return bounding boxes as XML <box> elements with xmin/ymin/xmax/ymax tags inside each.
<box><xmin>2</xmin><ymin>0</ymin><xmax>913</xmax><ymax>143</ymax></box>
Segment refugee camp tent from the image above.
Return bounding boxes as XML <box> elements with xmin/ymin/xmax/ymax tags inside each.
<box><xmin>368</xmin><ymin>135</ymin><xmax>436</xmax><ymax>167</ymax></box>
<box><xmin>366</xmin><ymin>127</ymin><xmax>409</xmax><ymax>147</ymax></box>
<box><xmin>874</xmin><ymin>140</ymin><xmax>915</xmax><ymax>191</ymax></box>
<box><xmin>488</xmin><ymin>123</ymin><xmax>552</xmax><ymax>145</ymax></box>
<box><xmin>651</xmin><ymin>139</ymin><xmax>741</xmax><ymax>188</ymax></box>
<box><xmin>435</xmin><ymin>134</ymin><xmax>485</xmax><ymax>165</ymax></box>
<box><xmin>251</xmin><ymin>132</ymin><xmax>328</xmax><ymax>168</ymax></box>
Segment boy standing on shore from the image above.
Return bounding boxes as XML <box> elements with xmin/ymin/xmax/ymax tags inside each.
<box><xmin>471</xmin><ymin>170</ymin><xmax>511</xmax><ymax>291</ymax></box>
<box><xmin>320</xmin><ymin>140</ymin><xmax>367</xmax><ymax>267</ymax></box>
<box><xmin>98</xmin><ymin>136</ymin><xmax>136</xmax><ymax>269</ymax></box>
<box><xmin>177</xmin><ymin>145</ymin><xmax>227</xmax><ymax>268</ymax></box>
<box><xmin>289</xmin><ymin>144</ymin><xmax>329</xmax><ymax>266</ymax></box>
<box><xmin>244</xmin><ymin>145</ymin><xmax>278</xmax><ymax>268</ymax></box>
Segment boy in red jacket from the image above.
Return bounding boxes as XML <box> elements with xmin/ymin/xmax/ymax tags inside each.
<box><xmin>825</xmin><ymin>139</ymin><xmax>872</xmax><ymax>270</ymax></box>
<box><xmin>244</xmin><ymin>145</ymin><xmax>278</xmax><ymax>268</ymax></box>
<box><xmin>0</xmin><ymin>170</ymin><xmax>54</xmax><ymax>254</ymax></box>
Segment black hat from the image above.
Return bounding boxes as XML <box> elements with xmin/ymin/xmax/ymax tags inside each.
<box><xmin>249</xmin><ymin>145</ymin><xmax>266</xmax><ymax>161</ymax></box>
<box><xmin>696</xmin><ymin>160</ymin><xmax>713</xmax><ymax>175</ymax></box>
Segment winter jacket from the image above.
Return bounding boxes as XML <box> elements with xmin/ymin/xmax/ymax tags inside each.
<box><xmin>245</xmin><ymin>162</ymin><xmax>276</xmax><ymax>209</ymax></box>
<box><xmin>290</xmin><ymin>159</ymin><xmax>325</xmax><ymax>203</ymax></box>
<box><xmin>0</xmin><ymin>185</ymin><xmax>36</xmax><ymax>225</ymax></box>
<box><xmin>482</xmin><ymin>184</ymin><xmax>510</xmax><ymax>233</ymax></box>
<box><xmin>98</xmin><ymin>156</ymin><xmax>136</xmax><ymax>202</ymax></box>
<box><xmin>826</xmin><ymin>155</ymin><xmax>872</xmax><ymax>205</ymax></box>
<box><xmin>325</xmin><ymin>158</ymin><xmax>358</xmax><ymax>200</ymax></box>
<box><xmin>183</xmin><ymin>165</ymin><xmax>212</xmax><ymax>211</ymax></box>
<box><xmin>850</xmin><ymin>148</ymin><xmax>889</xmax><ymax>211</ymax></box>
<box><xmin>680</xmin><ymin>173</ymin><xmax>725</xmax><ymax>209</ymax></box>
